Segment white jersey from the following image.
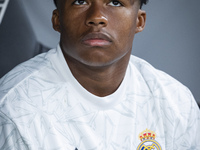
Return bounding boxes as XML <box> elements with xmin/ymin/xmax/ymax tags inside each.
<box><xmin>0</xmin><ymin>45</ymin><xmax>200</xmax><ymax>150</ymax></box>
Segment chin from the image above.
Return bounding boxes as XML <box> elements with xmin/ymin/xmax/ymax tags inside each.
<box><xmin>81</xmin><ymin>52</ymin><xmax>117</xmax><ymax>66</ymax></box>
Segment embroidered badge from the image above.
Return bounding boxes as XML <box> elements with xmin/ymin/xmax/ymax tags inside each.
<box><xmin>137</xmin><ymin>129</ymin><xmax>162</xmax><ymax>150</ymax></box>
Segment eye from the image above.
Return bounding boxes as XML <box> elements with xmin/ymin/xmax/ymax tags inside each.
<box><xmin>108</xmin><ymin>0</ymin><xmax>123</xmax><ymax>6</ymax></box>
<box><xmin>73</xmin><ymin>0</ymin><xmax>87</xmax><ymax>5</ymax></box>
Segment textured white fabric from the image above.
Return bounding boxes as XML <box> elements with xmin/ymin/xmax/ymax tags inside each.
<box><xmin>0</xmin><ymin>45</ymin><xmax>200</xmax><ymax>150</ymax></box>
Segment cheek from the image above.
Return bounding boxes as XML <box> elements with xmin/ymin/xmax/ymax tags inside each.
<box><xmin>110</xmin><ymin>17</ymin><xmax>137</xmax><ymax>52</ymax></box>
<box><xmin>108</xmin><ymin>9</ymin><xmax>137</xmax><ymax>39</ymax></box>
<box><xmin>60</xmin><ymin>10</ymin><xmax>85</xmax><ymax>38</ymax></box>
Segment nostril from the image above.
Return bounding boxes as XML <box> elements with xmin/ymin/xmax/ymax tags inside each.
<box><xmin>88</xmin><ymin>21</ymin><xmax>105</xmax><ymax>25</ymax></box>
<box><xmin>99</xmin><ymin>22</ymin><xmax>105</xmax><ymax>25</ymax></box>
<box><xmin>87</xmin><ymin>19</ymin><xmax>107</xmax><ymax>26</ymax></box>
<box><xmin>89</xmin><ymin>21</ymin><xmax>95</xmax><ymax>25</ymax></box>
<box><xmin>86</xmin><ymin>15</ymin><xmax>108</xmax><ymax>27</ymax></box>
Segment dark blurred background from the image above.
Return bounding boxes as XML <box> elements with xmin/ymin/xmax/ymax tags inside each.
<box><xmin>0</xmin><ymin>0</ymin><xmax>199</xmax><ymax>106</ymax></box>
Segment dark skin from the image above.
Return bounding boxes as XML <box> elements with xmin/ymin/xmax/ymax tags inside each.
<box><xmin>52</xmin><ymin>0</ymin><xmax>146</xmax><ymax>97</ymax></box>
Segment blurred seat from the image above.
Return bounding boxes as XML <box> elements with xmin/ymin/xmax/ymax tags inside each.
<box><xmin>0</xmin><ymin>0</ymin><xmax>49</xmax><ymax>78</ymax></box>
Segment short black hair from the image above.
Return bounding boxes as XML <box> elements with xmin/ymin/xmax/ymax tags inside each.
<box><xmin>53</xmin><ymin>0</ymin><xmax>57</xmax><ymax>7</ymax></box>
<box><xmin>140</xmin><ymin>0</ymin><xmax>148</xmax><ymax>8</ymax></box>
<box><xmin>53</xmin><ymin>0</ymin><xmax>148</xmax><ymax>8</ymax></box>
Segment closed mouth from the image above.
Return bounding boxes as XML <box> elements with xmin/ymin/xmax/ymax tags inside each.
<box><xmin>81</xmin><ymin>32</ymin><xmax>112</xmax><ymax>47</ymax></box>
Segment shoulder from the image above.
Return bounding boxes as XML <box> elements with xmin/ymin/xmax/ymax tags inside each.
<box><xmin>129</xmin><ymin>55</ymin><xmax>188</xmax><ymax>94</ymax></box>
<box><xmin>0</xmin><ymin>48</ymin><xmax>57</xmax><ymax>101</ymax></box>
<box><xmin>129</xmin><ymin>55</ymin><xmax>198</xmax><ymax>117</ymax></box>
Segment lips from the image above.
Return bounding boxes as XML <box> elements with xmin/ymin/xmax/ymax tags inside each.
<box><xmin>81</xmin><ymin>32</ymin><xmax>112</xmax><ymax>47</ymax></box>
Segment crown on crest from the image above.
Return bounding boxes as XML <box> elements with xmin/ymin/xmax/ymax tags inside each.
<box><xmin>138</xmin><ymin>129</ymin><xmax>156</xmax><ymax>141</ymax></box>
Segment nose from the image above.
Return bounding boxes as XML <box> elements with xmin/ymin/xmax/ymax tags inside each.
<box><xmin>86</xmin><ymin>4</ymin><xmax>108</xmax><ymax>27</ymax></box>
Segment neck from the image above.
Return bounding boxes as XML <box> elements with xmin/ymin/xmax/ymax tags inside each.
<box><xmin>64</xmin><ymin>53</ymin><xmax>131</xmax><ymax>97</ymax></box>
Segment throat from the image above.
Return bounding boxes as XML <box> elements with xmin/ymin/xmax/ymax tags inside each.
<box><xmin>67</xmin><ymin>60</ymin><xmax>127</xmax><ymax>97</ymax></box>
<box><xmin>62</xmin><ymin>50</ymin><xmax>130</xmax><ymax>97</ymax></box>
<box><xmin>73</xmin><ymin>66</ymin><xmax>126</xmax><ymax>97</ymax></box>
<box><xmin>80</xmin><ymin>75</ymin><xmax>124</xmax><ymax>97</ymax></box>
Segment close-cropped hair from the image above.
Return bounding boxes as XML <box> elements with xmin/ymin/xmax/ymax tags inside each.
<box><xmin>140</xmin><ymin>0</ymin><xmax>148</xmax><ymax>8</ymax></box>
<box><xmin>53</xmin><ymin>0</ymin><xmax>148</xmax><ymax>8</ymax></box>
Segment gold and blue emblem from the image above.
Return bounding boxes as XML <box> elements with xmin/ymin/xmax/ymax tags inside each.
<box><xmin>137</xmin><ymin>129</ymin><xmax>162</xmax><ymax>150</ymax></box>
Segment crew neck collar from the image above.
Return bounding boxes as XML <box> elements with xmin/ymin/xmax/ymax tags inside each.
<box><xmin>55</xmin><ymin>45</ymin><xmax>129</xmax><ymax>110</ymax></box>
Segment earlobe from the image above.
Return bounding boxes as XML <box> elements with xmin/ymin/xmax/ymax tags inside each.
<box><xmin>52</xmin><ymin>9</ymin><xmax>61</xmax><ymax>33</ymax></box>
<box><xmin>135</xmin><ymin>10</ymin><xmax>146</xmax><ymax>33</ymax></box>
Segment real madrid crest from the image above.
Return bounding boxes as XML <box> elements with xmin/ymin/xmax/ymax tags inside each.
<box><xmin>137</xmin><ymin>129</ymin><xmax>162</xmax><ymax>150</ymax></box>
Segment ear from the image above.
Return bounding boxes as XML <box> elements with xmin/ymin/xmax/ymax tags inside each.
<box><xmin>135</xmin><ymin>9</ymin><xmax>146</xmax><ymax>33</ymax></box>
<box><xmin>52</xmin><ymin>9</ymin><xmax>61</xmax><ymax>33</ymax></box>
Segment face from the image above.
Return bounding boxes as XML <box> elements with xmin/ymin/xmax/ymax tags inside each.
<box><xmin>52</xmin><ymin>0</ymin><xmax>146</xmax><ymax>67</ymax></box>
